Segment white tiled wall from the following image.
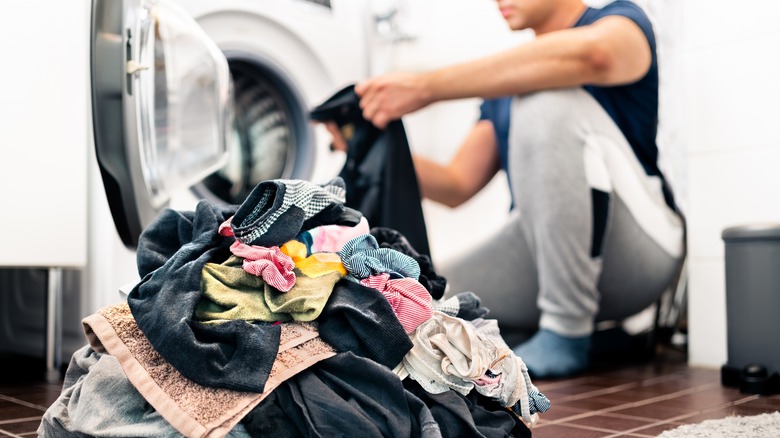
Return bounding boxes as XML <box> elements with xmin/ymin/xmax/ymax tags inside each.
<box><xmin>387</xmin><ymin>0</ymin><xmax>780</xmax><ymax>368</ymax></box>
<box><xmin>687</xmin><ymin>258</ymin><xmax>728</xmax><ymax>366</ymax></box>
<box><xmin>687</xmin><ymin>149</ymin><xmax>780</xmax><ymax>259</ymax></box>
<box><xmin>379</xmin><ymin>0</ymin><xmax>530</xmax><ymax>263</ymax></box>
<box><xmin>681</xmin><ymin>0</ymin><xmax>780</xmax><ymax>50</ymax></box>
<box><xmin>680</xmin><ymin>0</ymin><xmax>780</xmax><ymax>368</ymax></box>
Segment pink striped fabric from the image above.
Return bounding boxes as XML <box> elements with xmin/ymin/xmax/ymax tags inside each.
<box><xmin>360</xmin><ymin>273</ymin><xmax>433</xmax><ymax>334</ymax></box>
<box><xmin>229</xmin><ymin>240</ymin><xmax>296</xmax><ymax>292</ymax></box>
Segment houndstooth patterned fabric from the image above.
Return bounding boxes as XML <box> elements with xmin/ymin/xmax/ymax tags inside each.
<box><xmin>431</xmin><ymin>292</ymin><xmax>490</xmax><ymax>321</ymax></box>
<box><xmin>233</xmin><ymin>178</ymin><xmax>347</xmax><ymax>245</ymax></box>
<box><xmin>506</xmin><ymin>355</ymin><xmax>550</xmax><ymax>427</ymax></box>
<box><xmin>431</xmin><ymin>296</ymin><xmax>460</xmax><ymax>317</ymax></box>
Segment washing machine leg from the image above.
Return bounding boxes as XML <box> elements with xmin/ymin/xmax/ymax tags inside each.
<box><xmin>45</xmin><ymin>267</ymin><xmax>63</xmax><ymax>383</ymax></box>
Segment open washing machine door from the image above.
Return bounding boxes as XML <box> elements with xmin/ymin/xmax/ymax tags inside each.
<box><xmin>91</xmin><ymin>0</ymin><xmax>232</xmax><ymax>248</ymax></box>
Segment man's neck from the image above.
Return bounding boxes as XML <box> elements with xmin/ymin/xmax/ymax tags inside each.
<box><xmin>533</xmin><ymin>1</ymin><xmax>588</xmax><ymax>35</ymax></box>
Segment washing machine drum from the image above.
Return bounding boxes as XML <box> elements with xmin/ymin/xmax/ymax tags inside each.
<box><xmin>193</xmin><ymin>58</ymin><xmax>316</xmax><ymax>206</ymax></box>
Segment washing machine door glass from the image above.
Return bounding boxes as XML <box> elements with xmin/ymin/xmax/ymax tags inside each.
<box><xmin>92</xmin><ymin>0</ymin><xmax>231</xmax><ymax>248</ymax></box>
<box><xmin>194</xmin><ymin>57</ymin><xmax>316</xmax><ymax>205</ymax></box>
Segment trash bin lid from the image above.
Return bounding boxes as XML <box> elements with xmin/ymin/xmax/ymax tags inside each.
<box><xmin>722</xmin><ymin>223</ymin><xmax>780</xmax><ymax>242</ymax></box>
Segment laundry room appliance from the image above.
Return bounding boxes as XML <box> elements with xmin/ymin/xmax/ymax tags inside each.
<box><xmin>0</xmin><ymin>0</ymin><xmax>373</xmax><ymax>381</ymax></box>
<box><xmin>171</xmin><ymin>0</ymin><xmax>373</xmax><ymax>206</ymax></box>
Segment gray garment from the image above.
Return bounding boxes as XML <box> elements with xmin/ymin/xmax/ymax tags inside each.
<box><xmin>441</xmin><ymin>88</ymin><xmax>684</xmax><ymax>337</ymax></box>
<box><xmin>38</xmin><ymin>345</ymin><xmax>250</xmax><ymax>438</ymax></box>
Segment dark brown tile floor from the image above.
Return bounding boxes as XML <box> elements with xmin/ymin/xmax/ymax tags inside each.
<box><xmin>0</xmin><ymin>345</ymin><xmax>778</xmax><ymax>437</ymax></box>
<box><xmin>530</xmin><ymin>346</ymin><xmax>780</xmax><ymax>437</ymax></box>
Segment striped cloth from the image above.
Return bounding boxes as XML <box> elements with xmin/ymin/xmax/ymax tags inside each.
<box><xmin>360</xmin><ymin>273</ymin><xmax>432</xmax><ymax>334</ymax></box>
<box><xmin>338</xmin><ymin>234</ymin><xmax>420</xmax><ymax>280</ymax></box>
<box><xmin>229</xmin><ymin>240</ymin><xmax>296</xmax><ymax>292</ymax></box>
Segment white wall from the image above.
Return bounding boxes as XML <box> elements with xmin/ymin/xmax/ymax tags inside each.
<box><xmin>680</xmin><ymin>0</ymin><xmax>780</xmax><ymax>368</ymax></box>
<box><xmin>388</xmin><ymin>0</ymin><xmax>780</xmax><ymax>368</ymax></box>
<box><xmin>379</xmin><ymin>0</ymin><xmax>530</xmax><ymax>264</ymax></box>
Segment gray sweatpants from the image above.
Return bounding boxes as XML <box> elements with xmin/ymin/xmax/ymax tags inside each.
<box><xmin>440</xmin><ymin>88</ymin><xmax>685</xmax><ymax>338</ymax></box>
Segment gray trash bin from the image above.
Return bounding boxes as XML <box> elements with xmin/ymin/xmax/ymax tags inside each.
<box><xmin>721</xmin><ymin>223</ymin><xmax>780</xmax><ymax>394</ymax></box>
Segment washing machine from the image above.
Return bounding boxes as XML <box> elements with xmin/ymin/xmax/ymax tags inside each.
<box><xmin>0</xmin><ymin>0</ymin><xmax>374</xmax><ymax>379</ymax></box>
<box><xmin>173</xmin><ymin>0</ymin><xmax>372</xmax><ymax>203</ymax></box>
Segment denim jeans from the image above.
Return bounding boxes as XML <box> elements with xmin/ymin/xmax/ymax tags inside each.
<box><xmin>39</xmin><ymin>345</ymin><xmax>250</xmax><ymax>437</ymax></box>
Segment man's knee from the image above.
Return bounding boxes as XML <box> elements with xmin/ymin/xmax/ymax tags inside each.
<box><xmin>508</xmin><ymin>88</ymin><xmax>598</xmax><ymax>170</ymax></box>
<box><xmin>511</xmin><ymin>88</ymin><xmax>595</xmax><ymax>128</ymax></box>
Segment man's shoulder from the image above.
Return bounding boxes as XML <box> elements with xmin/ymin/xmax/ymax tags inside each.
<box><xmin>579</xmin><ymin>0</ymin><xmax>654</xmax><ymax>41</ymax></box>
<box><xmin>595</xmin><ymin>1</ymin><xmax>650</xmax><ymax>23</ymax></box>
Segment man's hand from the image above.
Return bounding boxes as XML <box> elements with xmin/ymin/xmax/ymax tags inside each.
<box><xmin>355</xmin><ymin>72</ymin><xmax>433</xmax><ymax>129</ymax></box>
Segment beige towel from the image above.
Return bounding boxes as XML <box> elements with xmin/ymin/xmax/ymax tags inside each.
<box><xmin>82</xmin><ymin>303</ymin><xmax>335</xmax><ymax>438</ymax></box>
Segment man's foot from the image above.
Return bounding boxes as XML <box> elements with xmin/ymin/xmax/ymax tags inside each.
<box><xmin>513</xmin><ymin>328</ymin><xmax>591</xmax><ymax>379</ymax></box>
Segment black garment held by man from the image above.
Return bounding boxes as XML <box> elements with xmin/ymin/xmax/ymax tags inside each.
<box><xmin>310</xmin><ymin>84</ymin><xmax>432</xmax><ymax>258</ymax></box>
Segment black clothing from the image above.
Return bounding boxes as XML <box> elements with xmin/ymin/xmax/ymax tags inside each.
<box><xmin>310</xmin><ymin>85</ymin><xmax>432</xmax><ymax>256</ymax></box>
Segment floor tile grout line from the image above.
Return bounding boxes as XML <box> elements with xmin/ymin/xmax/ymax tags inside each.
<box><xmin>591</xmin><ymin>393</ymin><xmax>761</xmax><ymax>423</ymax></box>
<box><xmin>731</xmin><ymin>395</ymin><xmax>768</xmax><ymax>406</ymax></box>
<box><xmin>535</xmin><ymin>376</ymin><xmax>608</xmax><ymax>391</ymax></box>
<box><xmin>640</xmin><ymin>372</ymin><xmax>694</xmax><ymax>386</ymax></box>
<box><xmin>550</xmin><ymin>381</ymin><xmax>642</xmax><ymax>403</ymax></box>
<box><xmin>535</xmin><ymin>367</ymin><xmax>698</xmax><ymax>393</ymax></box>
<box><xmin>542</xmin><ymin>382</ymin><xmax>721</xmax><ymax>426</ymax></box>
<box><xmin>548</xmin><ymin>370</ymin><xmax>713</xmax><ymax>404</ymax></box>
<box><xmin>604</xmin><ymin>394</ymin><xmax>764</xmax><ymax>436</ymax></box>
<box><xmin>544</xmin><ymin>423</ymin><xmax>656</xmax><ymax>436</ymax></box>
<box><xmin>604</xmin><ymin>431</ymin><xmax>653</xmax><ymax>438</ymax></box>
<box><xmin>597</xmin><ymin>411</ymin><xmax>676</xmax><ymax>422</ymax></box>
<box><xmin>536</xmin><ymin>420</ymin><xmax>643</xmax><ymax>435</ymax></box>
<box><xmin>606</xmin><ymin>413</ymin><xmax>706</xmax><ymax>436</ymax></box>
<box><xmin>539</xmin><ymin>371</ymin><xmax>675</xmax><ymax>393</ymax></box>
<box><xmin>0</xmin><ymin>418</ymin><xmax>41</xmax><ymax>426</ymax></box>
<box><xmin>535</xmin><ymin>371</ymin><xmax>664</xmax><ymax>391</ymax></box>
<box><xmin>0</xmin><ymin>394</ymin><xmax>48</xmax><ymax>412</ymax></box>
<box><xmin>0</xmin><ymin>427</ymin><xmax>25</xmax><ymax>438</ymax></box>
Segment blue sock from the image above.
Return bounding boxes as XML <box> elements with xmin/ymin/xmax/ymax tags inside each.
<box><xmin>513</xmin><ymin>328</ymin><xmax>591</xmax><ymax>379</ymax></box>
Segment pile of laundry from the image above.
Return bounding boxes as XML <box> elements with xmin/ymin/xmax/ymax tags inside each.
<box><xmin>40</xmin><ymin>177</ymin><xmax>549</xmax><ymax>438</ymax></box>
